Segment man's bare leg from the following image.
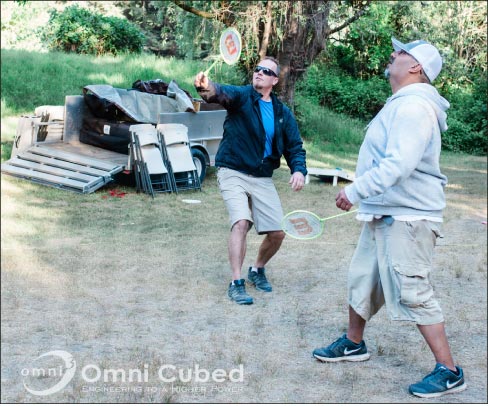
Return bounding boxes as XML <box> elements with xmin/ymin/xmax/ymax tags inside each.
<box><xmin>254</xmin><ymin>230</ymin><xmax>285</xmax><ymax>268</ymax></box>
<box><xmin>417</xmin><ymin>322</ymin><xmax>456</xmax><ymax>371</ymax></box>
<box><xmin>347</xmin><ymin>305</ymin><xmax>367</xmax><ymax>343</ymax></box>
<box><xmin>228</xmin><ymin>220</ymin><xmax>250</xmax><ymax>281</ymax></box>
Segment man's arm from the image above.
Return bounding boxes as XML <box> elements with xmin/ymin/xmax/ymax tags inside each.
<box><xmin>194</xmin><ymin>72</ymin><xmax>241</xmax><ymax>109</ymax></box>
<box><xmin>282</xmin><ymin>108</ymin><xmax>307</xmax><ymax>178</ymax></box>
<box><xmin>344</xmin><ymin>101</ymin><xmax>433</xmax><ymax>205</ymax></box>
<box><xmin>281</xmin><ymin>107</ymin><xmax>307</xmax><ymax>191</ymax></box>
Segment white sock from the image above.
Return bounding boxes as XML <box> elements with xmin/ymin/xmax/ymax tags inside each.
<box><xmin>250</xmin><ymin>266</ymin><xmax>258</xmax><ymax>273</ymax></box>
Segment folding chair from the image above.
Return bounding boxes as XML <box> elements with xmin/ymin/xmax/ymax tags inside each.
<box><xmin>129</xmin><ymin>125</ymin><xmax>174</xmax><ymax>197</ymax></box>
<box><xmin>156</xmin><ymin>123</ymin><xmax>201</xmax><ymax>193</ymax></box>
<box><xmin>128</xmin><ymin>123</ymin><xmax>155</xmax><ymax>174</ymax></box>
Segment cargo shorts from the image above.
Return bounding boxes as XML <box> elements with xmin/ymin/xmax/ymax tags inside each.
<box><xmin>217</xmin><ymin>167</ymin><xmax>283</xmax><ymax>234</ymax></box>
<box><xmin>348</xmin><ymin>217</ymin><xmax>444</xmax><ymax>325</ymax></box>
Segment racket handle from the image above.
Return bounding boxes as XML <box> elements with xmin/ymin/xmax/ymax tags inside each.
<box><xmin>323</xmin><ymin>209</ymin><xmax>358</xmax><ymax>221</ymax></box>
<box><xmin>204</xmin><ymin>59</ymin><xmax>219</xmax><ymax>76</ymax></box>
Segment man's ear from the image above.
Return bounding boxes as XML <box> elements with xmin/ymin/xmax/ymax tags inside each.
<box><xmin>272</xmin><ymin>77</ymin><xmax>279</xmax><ymax>86</ymax></box>
<box><xmin>409</xmin><ymin>63</ymin><xmax>423</xmax><ymax>74</ymax></box>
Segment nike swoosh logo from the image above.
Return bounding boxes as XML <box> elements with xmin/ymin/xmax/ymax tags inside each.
<box><xmin>344</xmin><ymin>347</ymin><xmax>362</xmax><ymax>355</ymax></box>
<box><xmin>446</xmin><ymin>378</ymin><xmax>462</xmax><ymax>389</ymax></box>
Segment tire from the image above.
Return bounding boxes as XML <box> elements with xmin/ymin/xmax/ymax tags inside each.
<box><xmin>191</xmin><ymin>148</ymin><xmax>207</xmax><ymax>183</ymax></box>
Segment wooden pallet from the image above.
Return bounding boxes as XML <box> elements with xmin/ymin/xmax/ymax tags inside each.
<box><xmin>1</xmin><ymin>145</ymin><xmax>123</xmax><ymax>193</ymax></box>
<box><xmin>306</xmin><ymin>167</ymin><xmax>354</xmax><ymax>186</ymax></box>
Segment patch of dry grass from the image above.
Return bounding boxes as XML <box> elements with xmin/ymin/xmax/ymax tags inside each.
<box><xmin>1</xmin><ymin>153</ymin><xmax>486</xmax><ymax>403</ymax></box>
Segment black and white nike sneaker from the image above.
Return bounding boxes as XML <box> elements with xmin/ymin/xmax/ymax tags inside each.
<box><xmin>312</xmin><ymin>333</ymin><xmax>370</xmax><ymax>362</ymax></box>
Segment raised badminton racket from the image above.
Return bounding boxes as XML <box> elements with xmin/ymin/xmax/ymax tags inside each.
<box><xmin>204</xmin><ymin>28</ymin><xmax>242</xmax><ymax>75</ymax></box>
<box><xmin>282</xmin><ymin>209</ymin><xmax>358</xmax><ymax>240</ymax></box>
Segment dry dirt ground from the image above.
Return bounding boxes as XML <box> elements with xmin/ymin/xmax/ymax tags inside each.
<box><xmin>1</xmin><ymin>155</ymin><xmax>486</xmax><ymax>403</ymax></box>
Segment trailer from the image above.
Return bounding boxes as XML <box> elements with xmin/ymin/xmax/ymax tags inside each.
<box><xmin>1</xmin><ymin>95</ymin><xmax>226</xmax><ymax>193</ymax></box>
<box><xmin>158</xmin><ymin>109</ymin><xmax>226</xmax><ymax>181</ymax></box>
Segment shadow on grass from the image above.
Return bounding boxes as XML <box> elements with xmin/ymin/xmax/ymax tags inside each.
<box><xmin>1</xmin><ymin>141</ymin><xmax>13</xmax><ymax>162</ymax></box>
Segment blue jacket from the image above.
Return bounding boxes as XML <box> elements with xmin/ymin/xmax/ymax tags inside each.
<box><xmin>197</xmin><ymin>82</ymin><xmax>307</xmax><ymax>177</ymax></box>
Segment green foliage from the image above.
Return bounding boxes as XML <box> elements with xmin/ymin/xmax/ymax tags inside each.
<box><xmin>329</xmin><ymin>2</ymin><xmax>394</xmax><ymax>79</ymax></box>
<box><xmin>297</xmin><ymin>62</ymin><xmax>390</xmax><ymax>121</ymax></box>
<box><xmin>0</xmin><ymin>48</ymin><xmax>245</xmax><ymax>121</ymax></box>
<box><xmin>118</xmin><ymin>1</ymin><xmax>218</xmax><ymax>59</ymax></box>
<box><xmin>40</xmin><ymin>5</ymin><xmax>145</xmax><ymax>55</ymax></box>
<box><xmin>312</xmin><ymin>0</ymin><xmax>487</xmax><ymax>155</ymax></box>
<box><xmin>442</xmin><ymin>118</ymin><xmax>483</xmax><ymax>154</ymax></box>
<box><xmin>1</xmin><ymin>0</ymin><xmax>50</xmax><ymax>52</ymax></box>
<box><xmin>298</xmin><ymin>59</ymin><xmax>487</xmax><ymax>155</ymax></box>
<box><xmin>2</xmin><ymin>1</ymin><xmax>486</xmax><ymax>156</ymax></box>
<box><xmin>442</xmin><ymin>74</ymin><xmax>487</xmax><ymax>155</ymax></box>
<box><xmin>294</xmin><ymin>94</ymin><xmax>365</xmax><ymax>154</ymax></box>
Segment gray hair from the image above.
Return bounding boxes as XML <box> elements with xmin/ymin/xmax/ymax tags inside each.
<box><xmin>262</xmin><ymin>56</ymin><xmax>280</xmax><ymax>76</ymax></box>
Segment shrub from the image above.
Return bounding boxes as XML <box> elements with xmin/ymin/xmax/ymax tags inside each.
<box><xmin>40</xmin><ymin>5</ymin><xmax>144</xmax><ymax>55</ymax></box>
<box><xmin>297</xmin><ymin>63</ymin><xmax>390</xmax><ymax>121</ymax></box>
<box><xmin>294</xmin><ymin>94</ymin><xmax>365</xmax><ymax>154</ymax></box>
<box><xmin>442</xmin><ymin>118</ymin><xmax>484</xmax><ymax>154</ymax></box>
<box><xmin>442</xmin><ymin>72</ymin><xmax>487</xmax><ymax>155</ymax></box>
<box><xmin>298</xmin><ymin>61</ymin><xmax>487</xmax><ymax>155</ymax></box>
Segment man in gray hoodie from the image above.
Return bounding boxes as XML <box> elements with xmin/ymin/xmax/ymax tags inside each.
<box><xmin>312</xmin><ymin>38</ymin><xmax>466</xmax><ymax>398</ymax></box>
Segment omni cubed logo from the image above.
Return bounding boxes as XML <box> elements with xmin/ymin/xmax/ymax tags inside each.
<box><xmin>21</xmin><ymin>351</ymin><xmax>245</xmax><ymax>397</ymax></box>
<box><xmin>21</xmin><ymin>350</ymin><xmax>76</xmax><ymax>396</ymax></box>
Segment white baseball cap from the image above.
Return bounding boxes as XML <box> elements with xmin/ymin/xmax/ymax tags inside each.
<box><xmin>391</xmin><ymin>37</ymin><xmax>442</xmax><ymax>83</ymax></box>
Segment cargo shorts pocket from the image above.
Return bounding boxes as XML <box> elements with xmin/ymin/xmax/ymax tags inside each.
<box><xmin>392</xmin><ymin>264</ymin><xmax>433</xmax><ymax>307</ymax></box>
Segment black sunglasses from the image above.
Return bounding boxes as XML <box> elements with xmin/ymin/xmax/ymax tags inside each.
<box><xmin>254</xmin><ymin>66</ymin><xmax>277</xmax><ymax>77</ymax></box>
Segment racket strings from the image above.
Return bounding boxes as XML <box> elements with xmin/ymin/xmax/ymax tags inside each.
<box><xmin>282</xmin><ymin>212</ymin><xmax>323</xmax><ymax>239</ymax></box>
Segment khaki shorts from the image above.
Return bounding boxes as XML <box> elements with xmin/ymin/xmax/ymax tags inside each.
<box><xmin>348</xmin><ymin>218</ymin><xmax>444</xmax><ymax>325</ymax></box>
<box><xmin>217</xmin><ymin>167</ymin><xmax>283</xmax><ymax>234</ymax></box>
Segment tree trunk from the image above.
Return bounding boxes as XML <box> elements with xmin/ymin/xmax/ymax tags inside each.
<box><xmin>172</xmin><ymin>0</ymin><xmax>370</xmax><ymax>107</ymax></box>
<box><xmin>259</xmin><ymin>1</ymin><xmax>273</xmax><ymax>60</ymax></box>
<box><xmin>275</xmin><ymin>1</ymin><xmax>332</xmax><ymax>107</ymax></box>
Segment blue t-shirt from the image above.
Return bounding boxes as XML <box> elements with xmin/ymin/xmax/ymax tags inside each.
<box><xmin>258</xmin><ymin>98</ymin><xmax>274</xmax><ymax>158</ymax></box>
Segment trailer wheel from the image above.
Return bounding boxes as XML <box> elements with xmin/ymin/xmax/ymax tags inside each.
<box><xmin>191</xmin><ymin>148</ymin><xmax>207</xmax><ymax>183</ymax></box>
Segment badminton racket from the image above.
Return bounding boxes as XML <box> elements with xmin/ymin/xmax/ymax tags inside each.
<box><xmin>282</xmin><ymin>209</ymin><xmax>358</xmax><ymax>240</ymax></box>
<box><xmin>204</xmin><ymin>28</ymin><xmax>242</xmax><ymax>75</ymax></box>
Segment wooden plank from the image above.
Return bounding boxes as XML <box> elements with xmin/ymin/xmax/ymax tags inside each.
<box><xmin>306</xmin><ymin>167</ymin><xmax>354</xmax><ymax>187</ymax></box>
<box><xmin>41</xmin><ymin>141</ymin><xmax>128</xmax><ymax>167</ymax></box>
<box><xmin>1</xmin><ymin>164</ymin><xmax>103</xmax><ymax>193</ymax></box>
<box><xmin>30</xmin><ymin>145</ymin><xmax>121</xmax><ymax>172</ymax></box>
<box><xmin>8</xmin><ymin>157</ymin><xmax>100</xmax><ymax>182</ymax></box>
<box><xmin>307</xmin><ymin>167</ymin><xmax>353</xmax><ymax>179</ymax></box>
<box><xmin>18</xmin><ymin>152</ymin><xmax>112</xmax><ymax>177</ymax></box>
<box><xmin>63</xmin><ymin>95</ymin><xmax>86</xmax><ymax>144</ymax></box>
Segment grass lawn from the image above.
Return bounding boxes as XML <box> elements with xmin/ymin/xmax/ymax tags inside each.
<box><xmin>1</xmin><ymin>11</ymin><xmax>486</xmax><ymax>400</ymax></box>
<box><xmin>1</xmin><ymin>146</ymin><xmax>486</xmax><ymax>402</ymax></box>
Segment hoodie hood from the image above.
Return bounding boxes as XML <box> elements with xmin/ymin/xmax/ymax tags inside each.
<box><xmin>387</xmin><ymin>83</ymin><xmax>450</xmax><ymax>132</ymax></box>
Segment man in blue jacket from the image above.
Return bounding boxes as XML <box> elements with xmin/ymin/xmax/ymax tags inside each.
<box><xmin>312</xmin><ymin>38</ymin><xmax>466</xmax><ymax>398</ymax></box>
<box><xmin>194</xmin><ymin>56</ymin><xmax>307</xmax><ymax>305</ymax></box>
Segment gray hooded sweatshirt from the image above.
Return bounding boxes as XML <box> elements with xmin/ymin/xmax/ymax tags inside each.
<box><xmin>345</xmin><ymin>83</ymin><xmax>449</xmax><ymax>218</ymax></box>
